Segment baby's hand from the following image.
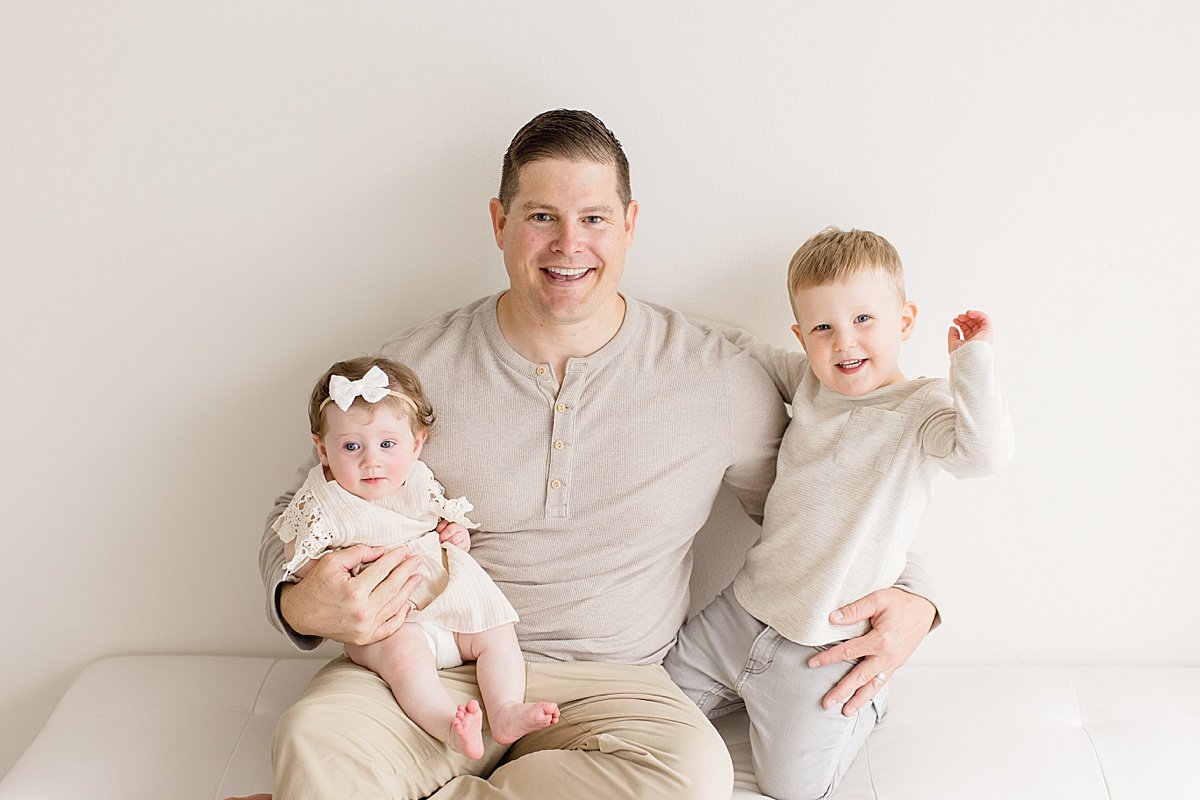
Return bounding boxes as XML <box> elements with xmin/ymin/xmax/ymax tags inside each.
<box><xmin>437</xmin><ymin>519</ymin><xmax>471</xmax><ymax>552</ymax></box>
<box><xmin>948</xmin><ymin>309</ymin><xmax>994</xmax><ymax>354</ymax></box>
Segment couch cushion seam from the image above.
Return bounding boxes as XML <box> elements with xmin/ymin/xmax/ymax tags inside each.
<box><xmin>211</xmin><ymin>658</ymin><xmax>279</xmax><ymax>800</ymax></box>
<box><xmin>1066</xmin><ymin>667</ymin><xmax>1113</xmax><ymax>800</ymax></box>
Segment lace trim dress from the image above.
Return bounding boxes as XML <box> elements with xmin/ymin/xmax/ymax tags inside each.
<box><xmin>274</xmin><ymin>461</ymin><xmax>517</xmax><ymax>634</ymax></box>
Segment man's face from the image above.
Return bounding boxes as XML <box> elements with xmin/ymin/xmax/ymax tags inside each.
<box><xmin>489</xmin><ymin>158</ymin><xmax>638</xmax><ymax>329</ymax></box>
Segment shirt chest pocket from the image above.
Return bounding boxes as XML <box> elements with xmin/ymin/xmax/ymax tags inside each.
<box><xmin>833</xmin><ymin>407</ymin><xmax>907</xmax><ymax>473</ymax></box>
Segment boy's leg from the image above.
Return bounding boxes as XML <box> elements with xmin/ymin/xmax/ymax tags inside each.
<box><xmin>428</xmin><ymin>661</ymin><xmax>733</xmax><ymax>800</ymax></box>
<box><xmin>663</xmin><ymin>587</ymin><xmax>887</xmax><ymax>798</ymax></box>
<box><xmin>663</xmin><ymin>587</ymin><xmax>760</xmax><ymax>719</ymax></box>
<box><xmin>273</xmin><ymin>656</ymin><xmax>507</xmax><ymax>800</ymax></box>
<box><xmin>455</xmin><ymin>624</ymin><xmax>559</xmax><ymax>745</ymax></box>
<box><xmin>347</xmin><ymin>623</ymin><xmax>485</xmax><ymax>758</ymax></box>
<box><xmin>740</xmin><ymin>633</ymin><xmax>888</xmax><ymax>800</ymax></box>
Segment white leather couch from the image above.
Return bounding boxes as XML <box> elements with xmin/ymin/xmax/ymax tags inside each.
<box><xmin>2</xmin><ymin>653</ymin><xmax>1197</xmax><ymax>799</ymax></box>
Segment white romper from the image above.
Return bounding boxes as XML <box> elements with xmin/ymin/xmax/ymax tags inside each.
<box><xmin>274</xmin><ymin>460</ymin><xmax>518</xmax><ymax>667</ymax></box>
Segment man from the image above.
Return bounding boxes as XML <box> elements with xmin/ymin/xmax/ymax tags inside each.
<box><xmin>258</xmin><ymin>109</ymin><xmax>937</xmax><ymax>799</ymax></box>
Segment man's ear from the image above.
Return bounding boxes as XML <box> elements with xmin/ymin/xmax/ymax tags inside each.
<box><xmin>623</xmin><ymin>199</ymin><xmax>640</xmax><ymax>249</ymax></box>
<box><xmin>312</xmin><ymin>433</ymin><xmax>328</xmax><ymax>466</ymax></box>
<box><xmin>899</xmin><ymin>301</ymin><xmax>918</xmax><ymax>341</ymax></box>
<box><xmin>790</xmin><ymin>323</ymin><xmax>809</xmax><ymax>353</ymax></box>
<box><xmin>488</xmin><ymin>197</ymin><xmax>507</xmax><ymax>250</ymax></box>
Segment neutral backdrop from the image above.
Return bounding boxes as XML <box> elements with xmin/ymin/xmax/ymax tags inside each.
<box><xmin>2</xmin><ymin>0</ymin><xmax>1197</xmax><ymax>776</ymax></box>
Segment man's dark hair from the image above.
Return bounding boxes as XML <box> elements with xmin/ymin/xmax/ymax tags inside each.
<box><xmin>498</xmin><ymin>109</ymin><xmax>631</xmax><ymax>211</ymax></box>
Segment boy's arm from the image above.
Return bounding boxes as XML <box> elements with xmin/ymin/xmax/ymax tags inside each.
<box><xmin>688</xmin><ymin>315</ymin><xmax>808</xmax><ymax>401</ymax></box>
<box><xmin>920</xmin><ymin>326</ymin><xmax>1015</xmax><ymax>477</ymax></box>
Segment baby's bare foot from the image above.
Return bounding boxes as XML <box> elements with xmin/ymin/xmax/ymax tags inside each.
<box><xmin>448</xmin><ymin>699</ymin><xmax>485</xmax><ymax>760</ymax></box>
<box><xmin>488</xmin><ymin>701</ymin><xmax>560</xmax><ymax>745</ymax></box>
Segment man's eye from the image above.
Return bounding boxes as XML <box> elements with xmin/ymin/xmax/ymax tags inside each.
<box><xmin>583</xmin><ymin>215</ymin><xmax>604</xmax><ymax>224</ymax></box>
<box><xmin>855</xmin><ymin>314</ymin><xmax>871</xmax><ymax>323</ymax></box>
<box><xmin>531</xmin><ymin>213</ymin><xmax>552</xmax><ymax>222</ymax></box>
<box><xmin>342</xmin><ymin>442</ymin><xmax>360</xmax><ymax>452</ymax></box>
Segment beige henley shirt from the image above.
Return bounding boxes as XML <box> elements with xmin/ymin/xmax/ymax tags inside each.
<box><xmin>260</xmin><ymin>294</ymin><xmax>937</xmax><ymax>664</ymax></box>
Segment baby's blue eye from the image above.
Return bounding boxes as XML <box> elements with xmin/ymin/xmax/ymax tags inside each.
<box><xmin>854</xmin><ymin>314</ymin><xmax>871</xmax><ymax>323</ymax></box>
<box><xmin>380</xmin><ymin>440</ymin><xmax>396</xmax><ymax>449</ymax></box>
<box><xmin>814</xmin><ymin>324</ymin><xmax>832</xmax><ymax>332</ymax></box>
<box><xmin>342</xmin><ymin>442</ymin><xmax>360</xmax><ymax>452</ymax></box>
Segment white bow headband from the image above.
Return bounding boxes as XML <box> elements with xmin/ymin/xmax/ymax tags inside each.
<box><xmin>319</xmin><ymin>365</ymin><xmax>420</xmax><ymax>416</ymax></box>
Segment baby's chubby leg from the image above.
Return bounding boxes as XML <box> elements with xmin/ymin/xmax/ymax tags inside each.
<box><xmin>456</xmin><ymin>623</ymin><xmax>559</xmax><ymax>745</ymax></box>
<box><xmin>345</xmin><ymin>623</ymin><xmax>485</xmax><ymax>759</ymax></box>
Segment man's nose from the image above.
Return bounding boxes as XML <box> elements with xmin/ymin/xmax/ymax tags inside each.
<box><xmin>552</xmin><ymin>220</ymin><xmax>584</xmax><ymax>253</ymax></box>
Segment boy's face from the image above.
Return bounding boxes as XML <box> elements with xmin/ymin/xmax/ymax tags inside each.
<box><xmin>791</xmin><ymin>269</ymin><xmax>917</xmax><ymax>397</ymax></box>
<box><xmin>314</xmin><ymin>405</ymin><xmax>426</xmax><ymax>501</ymax></box>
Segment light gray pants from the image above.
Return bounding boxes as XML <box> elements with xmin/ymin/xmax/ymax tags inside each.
<box><xmin>664</xmin><ymin>589</ymin><xmax>888</xmax><ymax>800</ymax></box>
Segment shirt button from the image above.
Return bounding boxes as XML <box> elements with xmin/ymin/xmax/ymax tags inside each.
<box><xmin>550</xmin><ymin>479</ymin><xmax>563</xmax><ymax>490</ymax></box>
<box><xmin>553</xmin><ymin>440</ymin><xmax>565</xmax><ymax>450</ymax></box>
<box><xmin>536</xmin><ymin>367</ymin><xmax>547</xmax><ymax>377</ymax></box>
<box><xmin>556</xmin><ymin>403</ymin><xmax>568</xmax><ymax>413</ymax></box>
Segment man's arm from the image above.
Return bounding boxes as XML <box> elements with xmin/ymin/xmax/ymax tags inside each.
<box><xmin>807</xmin><ymin>585</ymin><xmax>938</xmax><ymax>715</ymax></box>
<box><xmin>688</xmin><ymin>315</ymin><xmax>807</xmax><ymax>402</ymax></box>
<box><xmin>278</xmin><ymin>545</ymin><xmax>423</xmax><ymax>646</ymax></box>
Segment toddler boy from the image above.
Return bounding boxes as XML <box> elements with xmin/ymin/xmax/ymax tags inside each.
<box><xmin>666</xmin><ymin>227</ymin><xmax>1014</xmax><ymax>800</ymax></box>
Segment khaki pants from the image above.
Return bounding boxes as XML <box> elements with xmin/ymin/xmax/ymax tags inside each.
<box><xmin>273</xmin><ymin>655</ymin><xmax>733</xmax><ymax>800</ymax></box>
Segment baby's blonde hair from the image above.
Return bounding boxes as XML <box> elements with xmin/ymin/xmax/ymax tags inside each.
<box><xmin>787</xmin><ymin>228</ymin><xmax>905</xmax><ymax>316</ymax></box>
<box><xmin>307</xmin><ymin>356</ymin><xmax>435</xmax><ymax>438</ymax></box>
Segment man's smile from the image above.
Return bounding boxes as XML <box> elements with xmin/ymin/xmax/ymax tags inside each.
<box><xmin>543</xmin><ymin>266</ymin><xmax>593</xmax><ymax>282</ymax></box>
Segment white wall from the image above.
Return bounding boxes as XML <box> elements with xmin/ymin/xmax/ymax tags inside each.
<box><xmin>2</xmin><ymin>0</ymin><xmax>1197</xmax><ymax>775</ymax></box>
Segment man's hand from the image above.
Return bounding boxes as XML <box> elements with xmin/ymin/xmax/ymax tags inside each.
<box><xmin>279</xmin><ymin>544</ymin><xmax>422</xmax><ymax>647</ymax></box>
<box><xmin>807</xmin><ymin>588</ymin><xmax>937</xmax><ymax>716</ymax></box>
<box><xmin>436</xmin><ymin>518</ymin><xmax>471</xmax><ymax>551</ymax></box>
<box><xmin>948</xmin><ymin>309</ymin><xmax>994</xmax><ymax>354</ymax></box>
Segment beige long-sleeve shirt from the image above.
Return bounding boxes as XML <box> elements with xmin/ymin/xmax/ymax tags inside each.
<box><xmin>731</xmin><ymin>339</ymin><xmax>1014</xmax><ymax>645</ymax></box>
<box><xmin>260</xmin><ymin>294</ymin><xmax>938</xmax><ymax>663</ymax></box>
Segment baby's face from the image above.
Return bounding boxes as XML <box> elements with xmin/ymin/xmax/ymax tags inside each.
<box><xmin>791</xmin><ymin>270</ymin><xmax>916</xmax><ymax>397</ymax></box>
<box><xmin>315</xmin><ymin>406</ymin><xmax>426</xmax><ymax>500</ymax></box>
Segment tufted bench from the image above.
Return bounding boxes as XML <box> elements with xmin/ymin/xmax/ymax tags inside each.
<box><xmin>1</xmin><ymin>655</ymin><xmax>1196</xmax><ymax>799</ymax></box>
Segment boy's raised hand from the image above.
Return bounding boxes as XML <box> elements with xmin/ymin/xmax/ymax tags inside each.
<box><xmin>948</xmin><ymin>309</ymin><xmax>993</xmax><ymax>354</ymax></box>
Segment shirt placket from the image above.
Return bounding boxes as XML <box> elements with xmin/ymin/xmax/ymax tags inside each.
<box><xmin>535</xmin><ymin>361</ymin><xmax>585</xmax><ymax>519</ymax></box>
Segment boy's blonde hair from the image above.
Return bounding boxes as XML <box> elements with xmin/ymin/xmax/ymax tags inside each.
<box><xmin>308</xmin><ymin>356</ymin><xmax>436</xmax><ymax>438</ymax></box>
<box><xmin>787</xmin><ymin>228</ymin><xmax>906</xmax><ymax>316</ymax></box>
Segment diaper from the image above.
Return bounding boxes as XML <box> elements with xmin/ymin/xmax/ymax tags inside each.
<box><xmin>417</xmin><ymin>621</ymin><xmax>464</xmax><ymax>670</ymax></box>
